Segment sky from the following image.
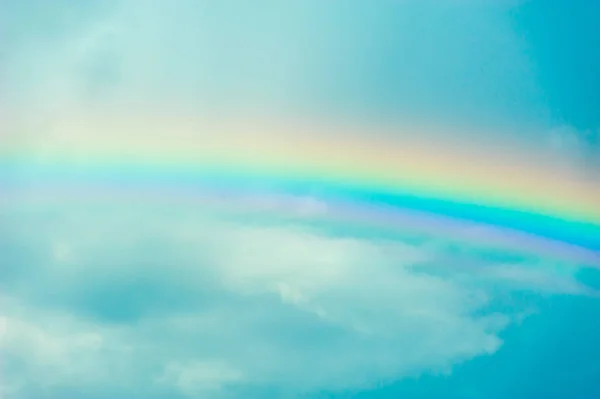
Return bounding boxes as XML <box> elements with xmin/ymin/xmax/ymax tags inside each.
<box><xmin>1</xmin><ymin>1</ymin><xmax>600</xmax><ymax>399</ymax></box>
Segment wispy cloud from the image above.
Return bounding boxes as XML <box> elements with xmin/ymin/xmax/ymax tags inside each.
<box><xmin>2</xmin><ymin>0</ymin><xmax>547</xmax><ymax>125</ymax></box>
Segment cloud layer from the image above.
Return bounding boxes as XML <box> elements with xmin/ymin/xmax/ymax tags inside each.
<box><xmin>0</xmin><ymin>201</ymin><xmax>593</xmax><ymax>398</ymax></box>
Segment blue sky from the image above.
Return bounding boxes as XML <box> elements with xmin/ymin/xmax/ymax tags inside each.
<box><xmin>1</xmin><ymin>1</ymin><xmax>599</xmax><ymax>399</ymax></box>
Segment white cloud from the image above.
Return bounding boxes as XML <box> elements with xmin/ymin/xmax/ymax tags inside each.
<box><xmin>482</xmin><ymin>263</ymin><xmax>596</xmax><ymax>296</ymax></box>
<box><xmin>0</xmin><ymin>307</ymin><xmax>116</xmax><ymax>393</ymax></box>
<box><xmin>1</xmin><ymin>203</ymin><xmax>591</xmax><ymax>398</ymax></box>
<box><xmin>546</xmin><ymin>125</ymin><xmax>600</xmax><ymax>178</ymax></box>
<box><xmin>2</xmin><ymin>0</ymin><xmax>548</xmax><ymax>129</ymax></box>
<box><xmin>157</xmin><ymin>360</ymin><xmax>245</xmax><ymax>396</ymax></box>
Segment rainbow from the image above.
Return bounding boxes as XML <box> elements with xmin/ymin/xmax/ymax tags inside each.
<box><xmin>1</xmin><ymin>111</ymin><xmax>599</xmax><ymax>266</ymax></box>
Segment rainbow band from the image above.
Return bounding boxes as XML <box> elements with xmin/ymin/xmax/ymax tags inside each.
<box><xmin>2</xmin><ymin>114</ymin><xmax>599</xmax><ymax>263</ymax></box>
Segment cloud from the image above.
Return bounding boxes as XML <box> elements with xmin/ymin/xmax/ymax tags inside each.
<box><xmin>157</xmin><ymin>360</ymin><xmax>245</xmax><ymax>396</ymax></box>
<box><xmin>547</xmin><ymin>125</ymin><xmax>600</xmax><ymax>177</ymax></box>
<box><xmin>1</xmin><ymin>0</ymin><xmax>547</xmax><ymax>127</ymax></box>
<box><xmin>0</xmin><ymin>202</ymin><xmax>594</xmax><ymax>398</ymax></box>
<box><xmin>483</xmin><ymin>264</ymin><xmax>595</xmax><ymax>296</ymax></box>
